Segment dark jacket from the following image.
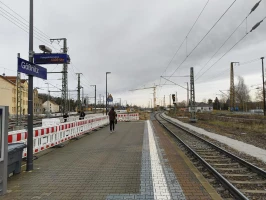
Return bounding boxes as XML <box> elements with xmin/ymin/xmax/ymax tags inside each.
<box><xmin>108</xmin><ymin>110</ymin><xmax>116</xmax><ymax>121</ymax></box>
<box><xmin>79</xmin><ymin>111</ymin><xmax>85</xmax><ymax>120</ymax></box>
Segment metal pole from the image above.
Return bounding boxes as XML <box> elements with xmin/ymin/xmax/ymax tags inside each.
<box><xmin>169</xmin><ymin>94</ymin><xmax>171</xmax><ymax>108</ymax></box>
<box><xmin>76</xmin><ymin>73</ymin><xmax>82</xmax><ymax>111</ymax></box>
<box><xmin>190</xmin><ymin>67</ymin><xmax>197</xmax><ymax>122</ymax></box>
<box><xmin>46</xmin><ymin>83</ymin><xmax>50</xmax><ymax>117</ymax></box>
<box><xmin>94</xmin><ymin>85</ymin><xmax>96</xmax><ymax>113</ymax></box>
<box><xmin>63</xmin><ymin>39</ymin><xmax>68</xmax><ymax>114</ymax></box>
<box><xmin>16</xmin><ymin>53</ymin><xmax>21</xmax><ymax>127</ymax></box>
<box><xmin>68</xmin><ymin>89</ymin><xmax>70</xmax><ymax>112</ymax></box>
<box><xmin>261</xmin><ymin>57</ymin><xmax>265</xmax><ymax>116</ymax></box>
<box><xmin>26</xmin><ymin>0</ymin><xmax>34</xmax><ymax>171</ymax></box>
<box><xmin>102</xmin><ymin>96</ymin><xmax>104</xmax><ymax>115</ymax></box>
<box><xmin>186</xmin><ymin>82</ymin><xmax>189</xmax><ymax>107</ymax></box>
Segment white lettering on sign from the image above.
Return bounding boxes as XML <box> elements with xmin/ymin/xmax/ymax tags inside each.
<box><xmin>21</xmin><ymin>61</ymin><xmax>39</xmax><ymax>74</ymax></box>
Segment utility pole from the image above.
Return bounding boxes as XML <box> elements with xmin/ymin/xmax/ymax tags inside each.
<box><xmin>106</xmin><ymin>72</ymin><xmax>111</xmax><ymax>115</ymax></box>
<box><xmin>169</xmin><ymin>94</ymin><xmax>171</xmax><ymax>109</ymax></box>
<box><xmin>261</xmin><ymin>57</ymin><xmax>265</xmax><ymax>116</ymax></box>
<box><xmin>82</xmin><ymin>87</ymin><xmax>84</xmax><ymax>105</ymax></box>
<box><xmin>45</xmin><ymin>83</ymin><xmax>50</xmax><ymax>117</ymax></box>
<box><xmin>76</xmin><ymin>73</ymin><xmax>82</xmax><ymax>112</ymax></box>
<box><xmin>27</xmin><ymin>0</ymin><xmax>34</xmax><ymax>171</ymax></box>
<box><xmin>90</xmin><ymin>85</ymin><xmax>96</xmax><ymax>113</ymax></box>
<box><xmin>186</xmin><ymin>82</ymin><xmax>189</xmax><ymax>107</ymax></box>
<box><xmin>189</xmin><ymin>67</ymin><xmax>197</xmax><ymax>122</ymax></box>
<box><xmin>164</xmin><ymin>95</ymin><xmax>165</xmax><ymax>107</ymax></box>
<box><xmin>16</xmin><ymin>53</ymin><xmax>22</xmax><ymax>128</ymax></box>
<box><xmin>50</xmin><ymin>38</ymin><xmax>68</xmax><ymax>114</ymax></box>
<box><xmin>102</xmin><ymin>96</ymin><xmax>104</xmax><ymax>115</ymax></box>
<box><xmin>230</xmin><ymin>62</ymin><xmax>239</xmax><ymax>111</ymax></box>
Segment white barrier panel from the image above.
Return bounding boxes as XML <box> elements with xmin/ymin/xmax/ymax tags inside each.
<box><xmin>117</xmin><ymin>113</ymin><xmax>139</xmax><ymax>121</ymax></box>
<box><xmin>42</xmin><ymin>118</ymin><xmax>61</xmax><ymax>127</ymax></box>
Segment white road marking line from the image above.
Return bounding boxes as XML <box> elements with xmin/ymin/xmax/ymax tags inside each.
<box><xmin>147</xmin><ymin>120</ymin><xmax>171</xmax><ymax>199</ymax></box>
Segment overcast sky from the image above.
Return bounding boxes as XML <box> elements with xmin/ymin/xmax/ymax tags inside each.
<box><xmin>1</xmin><ymin>0</ymin><xmax>266</xmax><ymax>107</ymax></box>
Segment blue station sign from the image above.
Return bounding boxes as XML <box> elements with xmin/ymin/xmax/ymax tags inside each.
<box><xmin>18</xmin><ymin>57</ymin><xmax>47</xmax><ymax>80</ymax></box>
<box><xmin>33</xmin><ymin>53</ymin><xmax>70</xmax><ymax>64</ymax></box>
<box><xmin>107</xmin><ymin>94</ymin><xmax>113</xmax><ymax>102</ymax></box>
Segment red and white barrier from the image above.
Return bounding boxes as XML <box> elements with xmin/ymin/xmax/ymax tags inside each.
<box><xmin>117</xmin><ymin>113</ymin><xmax>139</xmax><ymax>121</ymax></box>
<box><xmin>8</xmin><ymin>113</ymin><xmax>139</xmax><ymax>158</ymax></box>
<box><xmin>8</xmin><ymin>116</ymin><xmax>109</xmax><ymax>158</ymax></box>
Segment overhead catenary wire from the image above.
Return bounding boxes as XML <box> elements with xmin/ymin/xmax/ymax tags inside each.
<box><xmin>0</xmin><ymin>7</ymin><xmax>50</xmax><ymax>43</ymax></box>
<box><xmin>0</xmin><ymin>10</ymin><xmax>59</xmax><ymax>51</ymax></box>
<box><xmin>195</xmin><ymin>0</ymin><xmax>263</xmax><ymax>78</ymax></box>
<box><xmin>0</xmin><ymin>2</ymin><xmax>60</xmax><ymax>51</ymax></box>
<box><xmin>161</xmin><ymin>0</ymin><xmax>237</xmax><ymax>86</ymax></box>
<box><xmin>0</xmin><ymin>1</ymin><xmax>51</xmax><ymax>40</ymax></box>
<box><xmin>196</xmin><ymin>15</ymin><xmax>266</xmax><ymax>81</ymax></box>
<box><xmin>159</xmin><ymin>0</ymin><xmax>210</xmax><ymax>88</ymax></box>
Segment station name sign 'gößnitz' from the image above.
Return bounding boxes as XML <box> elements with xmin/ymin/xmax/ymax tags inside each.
<box><xmin>17</xmin><ymin>57</ymin><xmax>47</xmax><ymax>80</ymax></box>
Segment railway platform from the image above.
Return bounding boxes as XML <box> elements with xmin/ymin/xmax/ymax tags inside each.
<box><xmin>1</xmin><ymin>118</ymin><xmax>221</xmax><ymax>200</ymax></box>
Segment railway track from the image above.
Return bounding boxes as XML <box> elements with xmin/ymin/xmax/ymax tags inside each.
<box><xmin>155</xmin><ymin>112</ymin><xmax>266</xmax><ymax>200</ymax></box>
<box><xmin>8</xmin><ymin>113</ymin><xmax>83</xmax><ymax>130</ymax></box>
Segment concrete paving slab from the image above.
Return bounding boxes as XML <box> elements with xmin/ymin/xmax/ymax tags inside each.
<box><xmin>1</xmin><ymin>122</ymin><xmax>144</xmax><ymax>200</ymax></box>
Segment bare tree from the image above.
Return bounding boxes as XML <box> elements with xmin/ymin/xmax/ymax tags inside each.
<box><xmin>235</xmin><ymin>76</ymin><xmax>250</xmax><ymax>111</ymax></box>
<box><xmin>255</xmin><ymin>87</ymin><xmax>263</xmax><ymax>101</ymax></box>
<box><xmin>177</xmin><ymin>100</ymin><xmax>186</xmax><ymax>107</ymax></box>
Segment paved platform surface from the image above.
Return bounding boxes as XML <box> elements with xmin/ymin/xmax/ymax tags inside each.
<box><xmin>1</xmin><ymin>122</ymin><xmax>144</xmax><ymax>200</ymax></box>
<box><xmin>1</xmin><ymin>119</ymin><xmax>221</xmax><ymax>200</ymax></box>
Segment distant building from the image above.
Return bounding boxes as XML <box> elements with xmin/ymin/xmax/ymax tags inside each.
<box><xmin>33</xmin><ymin>88</ymin><xmax>43</xmax><ymax>114</ymax></box>
<box><xmin>0</xmin><ymin>75</ymin><xmax>28</xmax><ymax>115</ymax></box>
<box><xmin>189</xmin><ymin>102</ymin><xmax>213</xmax><ymax>112</ymax></box>
<box><xmin>42</xmin><ymin>100</ymin><xmax>60</xmax><ymax>113</ymax></box>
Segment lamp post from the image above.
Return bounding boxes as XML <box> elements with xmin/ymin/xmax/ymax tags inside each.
<box><xmin>261</xmin><ymin>57</ymin><xmax>265</xmax><ymax>116</ymax></box>
<box><xmin>45</xmin><ymin>83</ymin><xmax>50</xmax><ymax>117</ymax></box>
<box><xmin>90</xmin><ymin>85</ymin><xmax>96</xmax><ymax>113</ymax></box>
<box><xmin>118</xmin><ymin>98</ymin><xmax>121</xmax><ymax>109</ymax></box>
<box><xmin>106</xmin><ymin>72</ymin><xmax>111</xmax><ymax>115</ymax></box>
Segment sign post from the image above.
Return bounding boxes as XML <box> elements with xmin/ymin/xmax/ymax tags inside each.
<box><xmin>17</xmin><ymin>56</ymin><xmax>47</xmax><ymax>171</ymax></box>
<box><xmin>0</xmin><ymin>106</ymin><xmax>9</xmax><ymax>195</ymax></box>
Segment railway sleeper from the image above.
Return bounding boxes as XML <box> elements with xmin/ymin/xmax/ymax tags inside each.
<box><xmin>241</xmin><ymin>189</ymin><xmax>266</xmax><ymax>194</ymax></box>
<box><xmin>222</xmin><ymin>173</ymin><xmax>257</xmax><ymax>177</ymax></box>
<box><xmin>230</xmin><ymin>180</ymin><xmax>266</xmax><ymax>184</ymax></box>
<box><xmin>212</xmin><ymin>163</ymin><xmax>239</xmax><ymax>167</ymax></box>
<box><xmin>215</xmin><ymin>167</ymin><xmax>246</xmax><ymax>171</ymax></box>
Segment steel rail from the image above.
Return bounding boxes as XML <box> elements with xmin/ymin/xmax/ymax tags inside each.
<box><xmin>155</xmin><ymin>113</ymin><xmax>250</xmax><ymax>200</ymax></box>
<box><xmin>159</xmin><ymin>113</ymin><xmax>266</xmax><ymax>178</ymax></box>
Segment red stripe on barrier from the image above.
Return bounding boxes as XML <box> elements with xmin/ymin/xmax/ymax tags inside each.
<box><xmin>41</xmin><ymin>147</ymin><xmax>44</xmax><ymax>150</ymax></box>
<box><xmin>35</xmin><ymin>149</ymin><xmax>38</xmax><ymax>153</ymax></box>
<box><xmin>34</xmin><ymin>130</ymin><xmax>38</xmax><ymax>137</ymax></box>
<box><xmin>8</xmin><ymin>135</ymin><xmax>12</xmax><ymax>143</ymax></box>
<box><xmin>41</xmin><ymin>129</ymin><xmax>44</xmax><ymax>135</ymax></box>
<box><xmin>17</xmin><ymin>133</ymin><xmax>22</xmax><ymax>141</ymax></box>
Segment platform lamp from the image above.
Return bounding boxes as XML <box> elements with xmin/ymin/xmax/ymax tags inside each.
<box><xmin>106</xmin><ymin>72</ymin><xmax>111</xmax><ymax>115</ymax></box>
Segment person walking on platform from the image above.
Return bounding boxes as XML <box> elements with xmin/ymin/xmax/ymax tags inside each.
<box><xmin>79</xmin><ymin>110</ymin><xmax>86</xmax><ymax>120</ymax></box>
<box><xmin>108</xmin><ymin>107</ymin><xmax>116</xmax><ymax>133</ymax></box>
<box><xmin>63</xmin><ymin>113</ymin><xmax>69</xmax><ymax>122</ymax></box>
